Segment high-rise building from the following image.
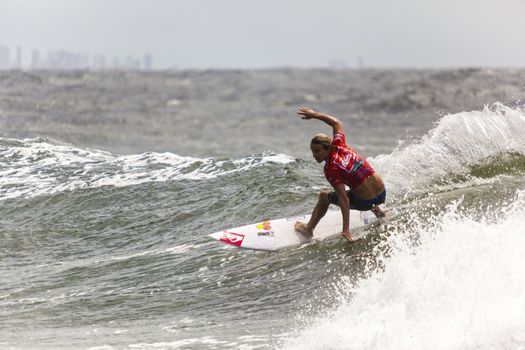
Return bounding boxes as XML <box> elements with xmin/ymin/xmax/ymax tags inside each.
<box><xmin>92</xmin><ymin>55</ymin><xmax>107</xmax><ymax>70</ymax></box>
<box><xmin>16</xmin><ymin>47</ymin><xmax>22</xmax><ymax>68</ymax></box>
<box><xmin>2</xmin><ymin>46</ymin><xmax>154</xmax><ymax>71</ymax></box>
<box><xmin>31</xmin><ymin>49</ymin><xmax>41</xmax><ymax>69</ymax></box>
<box><xmin>357</xmin><ymin>56</ymin><xmax>364</xmax><ymax>70</ymax></box>
<box><xmin>143</xmin><ymin>54</ymin><xmax>153</xmax><ymax>70</ymax></box>
<box><xmin>99</xmin><ymin>55</ymin><xmax>107</xmax><ymax>70</ymax></box>
<box><xmin>112</xmin><ymin>57</ymin><xmax>121</xmax><ymax>70</ymax></box>
<box><xmin>0</xmin><ymin>46</ymin><xmax>10</xmax><ymax>69</ymax></box>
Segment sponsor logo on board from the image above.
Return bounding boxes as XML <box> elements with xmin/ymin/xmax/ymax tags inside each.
<box><xmin>257</xmin><ymin>231</ymin><xmax>275</xmax><ymax>237</ymax></box>
<box><xmin>286</xmin><ymin>215</ymin><xmax>306</xmax><ymax>221</ymax></box>
<box><xmin>256</xmin><ymin>221</ymin><xmax>272</xmax><ymax>231</ymax></box>
<box><xmin>220</xmin><ymin>231</ymin><xmax>245</xmax><ymax>246</ymax></box>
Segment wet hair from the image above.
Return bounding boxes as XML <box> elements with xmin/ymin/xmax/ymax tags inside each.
<box><xmin>310</xmin><ymin>133</ymin><xmax>333</xmax><ymax>151</ymax></box>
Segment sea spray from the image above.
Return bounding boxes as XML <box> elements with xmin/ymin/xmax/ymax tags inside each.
<box><xmin>373</xmin><ymin>103</ymin><xmax>525</xmax><ymax>201</ymax></box>
<box><xmin>282</xmin><ymin>192</ymin><xmax>525</xmax><ymax>350</ymax></box>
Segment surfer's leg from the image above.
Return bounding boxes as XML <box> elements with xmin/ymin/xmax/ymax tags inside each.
<box><xmin>348</xmin><ymin>190</ymin><xmax>387</xmax><ymax>218</ymax></box>
<box><xmin>295</xmin><ymin>190</ymin><xmax>330</xmax><ymax>237</ymax></box>
<box><xmin>371</xmin><ymin>205</ymin><xmax>386</xmax><ymax>218</ymax></box>
<box><xmin>370</xmin><ymin>190</ymin><xmax>387</xmax><ymax>218</ymax></box>
<box><xmin>308</xmin><ymin>190</ymin><xmax>331</xmax><ymax>228</ymax></box>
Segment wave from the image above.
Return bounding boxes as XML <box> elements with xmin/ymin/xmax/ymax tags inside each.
<box><xmin>373</xmin><ymin>103</ymin><xmax>525</xmax><ymax>201</ymax></box>
<box><xmin>282</xmin><ymin>190</ymin><xmax>525</xmax><ymax>350</ymax></box>
<box><xmin>2</xmin><ymin>103</ymin><xmax>524</xmax><ymax>203</ymax></box>
<box><xmin>281</xmin><ymin>105</ymin><xmax>525</xmax><ymax>349</ymax></box>
<box><xmin>0</xmin><ymin>137</ymin><xmax>295</xmax><ymax>200</ymax></box>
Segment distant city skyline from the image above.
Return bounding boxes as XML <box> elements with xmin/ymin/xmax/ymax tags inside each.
<box><xmin>1</xmin><ymin>0</ymin><xmax>525</xmax><ymax>69</ymax></box>
<box><xmin>0</xmin><ymin>44</ymin><xmax>153</xmax><ymax>70</ymax></box>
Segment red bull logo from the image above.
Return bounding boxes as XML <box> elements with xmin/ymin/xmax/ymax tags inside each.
<box><xmin>256</xmin><ymin>221</ymin><xmax>272</xmax><ymax>230</ymax></box>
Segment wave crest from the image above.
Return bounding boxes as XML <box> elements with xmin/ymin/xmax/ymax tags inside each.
<box><xmin>0</xmin><ymin>138</ymin><xmax>295</xmax><ymax>200</ymax></box>
<box><xmin>373</xmin><ymin>103</ymin><xmax>525</xmax><ymax>199</ymax></box>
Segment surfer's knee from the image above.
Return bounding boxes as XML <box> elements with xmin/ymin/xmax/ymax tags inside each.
<box><xmin>319</xmin><ymin>190</ymin><xmax>330</xmax><ymax>204</ymax></box>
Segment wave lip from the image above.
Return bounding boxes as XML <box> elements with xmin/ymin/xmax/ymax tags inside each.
<box><xmin>373</xmin><ymin>103</ymin><xmax>525</xmax><ymax>199</ymax></box>
<box><xmin>0</xmin><ymin>138</ymin><xmax>295</xmax><ymax>200</ymax></box>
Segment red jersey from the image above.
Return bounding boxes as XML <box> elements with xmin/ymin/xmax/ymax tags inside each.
<box><xmin>324</xmin><ymin>132</ymin><xmax>375</xmax><ymax>189</ymax></box>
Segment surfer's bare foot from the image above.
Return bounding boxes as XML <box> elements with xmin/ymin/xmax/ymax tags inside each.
<box><xmin>371</xmin><ymin>205</ymin><xmax>387</xmax><ymax>218</ymax></box>
<box><xmin>295</xmin><ymin>221</ymin><xmax>313</xmax><ymax>237</ymax></box>
<box><xmin>341</xmin><ymin>231</ymin><xmax>353</xmax><ymax>241</ymax></box>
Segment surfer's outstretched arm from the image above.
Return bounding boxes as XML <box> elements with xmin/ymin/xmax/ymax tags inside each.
<box><xmin>297</xmin><ymin>107</ymin><xmax>343</xmax><ymax>134</ymax></box>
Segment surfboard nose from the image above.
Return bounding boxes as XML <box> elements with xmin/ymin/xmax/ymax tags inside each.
<box><xmin>210</xmin><ymin>230</ymin><xmax>246</xmax><ymax>247</ymax></box>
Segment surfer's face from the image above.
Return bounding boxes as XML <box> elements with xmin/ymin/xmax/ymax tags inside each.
<box><xmin>310</xmin><ymin>143</ymin><xmax>330</xmax><ymax>163</ymax></box>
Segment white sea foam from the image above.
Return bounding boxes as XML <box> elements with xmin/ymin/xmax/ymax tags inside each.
<box><xmin>0</xmin><ymin>138</ymin><xmax>295</xmax><ymax>200</ymax></box>
<box><xmin>372</xmin><ymin>103</ymin><xmax>525</xmax><ymax>198</ymax></box>
<box><xmin>128</xmin><ymin>336</ymin><xmax>232</xmax><ymax>349</ymax></box>
<box><xmin>282</xmin><ymin>191</ymin><xmax>525</xmax><ymax>350</ymax></box>
<box><xmin>107</xmin><ymin>244</ymin><xmax>195</xmax><ymax>262</ymax></box>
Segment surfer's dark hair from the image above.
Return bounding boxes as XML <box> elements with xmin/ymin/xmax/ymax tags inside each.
<box><xmin>311</xmin><ymin>133</ymin><xmax>333</xmax><ymax>150</ymax></box>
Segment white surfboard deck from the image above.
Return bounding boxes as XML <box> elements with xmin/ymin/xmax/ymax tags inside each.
<box><xmin>209</xmin><ymin>209</ymin><xmax>378</xmax><ymax>251</ymax></box>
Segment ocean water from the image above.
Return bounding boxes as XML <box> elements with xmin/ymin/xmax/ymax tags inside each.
<box><xmin>1</xmin><ymin>69</ymin><xmax>525</xmax><ymax>349</ymax></box>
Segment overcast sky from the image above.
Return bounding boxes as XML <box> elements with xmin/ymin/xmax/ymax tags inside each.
<box><xmin>1</xmin><ymin>0</ymin><xmax>524</xmax><ymax>69</ymax></box>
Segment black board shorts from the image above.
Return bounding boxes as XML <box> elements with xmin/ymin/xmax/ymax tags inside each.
<box><xmin>327</xmin><ymin>189</ymin><xmax>386</xmax><ymax>211</ymax></box>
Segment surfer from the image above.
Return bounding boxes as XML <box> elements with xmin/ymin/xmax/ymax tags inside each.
<box><xmin>294</xmin><ymin>107</ymin><xmax>386</xmax><ymax>241</ymax></box>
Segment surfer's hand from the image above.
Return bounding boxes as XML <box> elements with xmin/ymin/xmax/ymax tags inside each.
<box><xmin>297</xmin><ymin>107</ymin><xmax>318</xmax><ymax>119</ymax></box>
<box><xmin>340</xmin><ymin>230</ymin><xmax>353</xmax><ymax>242</ymax></box>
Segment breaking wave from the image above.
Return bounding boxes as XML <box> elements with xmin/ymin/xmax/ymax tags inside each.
<box><xmin>0</xmin><ymin>137</ymin><xmax>295</xmax><ymax>200</ymax></box>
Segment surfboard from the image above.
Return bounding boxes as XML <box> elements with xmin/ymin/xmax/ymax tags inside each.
<box><xmin>209</xmin><ymin>208</ymin><xmax>379</xmax><ymax>251</ymax></box>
